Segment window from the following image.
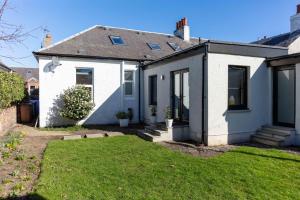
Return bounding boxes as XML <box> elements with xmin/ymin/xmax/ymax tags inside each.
<box><xmin>167</xmin><ymin>42</ymin><xmax>181</xmax><ymax>51</ymax></box>
<box><xmin>147</xmin><ymin>43</ymin><xmax>161</xmax><ymax>50</ymax></box>
<box><xmin>124</xmin><ymin>70</ymin><xmax>134</xmax><ymax>96</ymax></box>
<box><xmin>76</xmin><ymin>68</ymin><xmax>93</xmax><ymax>99</ymax></box>
<box><xmin>109</xmin><ymin>36</ymin><xmax>125</xmax><ymax>45</ymax></box>
<box><xmin>149</xmin><ymin>75</ymin><xmax>157</xmax><ymax>105</ymax></box>
<box><xmin>228</xmin><ymin>65</ymin><xmax>248</xmax><ymax>110</ymax></box>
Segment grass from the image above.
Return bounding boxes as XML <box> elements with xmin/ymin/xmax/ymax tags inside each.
<box><xmin>34</xmin><ymin>136</ymin><xmax>300</xmax><ymax>200</ymax></box>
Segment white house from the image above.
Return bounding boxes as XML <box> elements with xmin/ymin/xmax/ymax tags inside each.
<box><xmin>34</xmin><ymin>6</ymin><xmax>300</xmax><ymax>146</ymax></box>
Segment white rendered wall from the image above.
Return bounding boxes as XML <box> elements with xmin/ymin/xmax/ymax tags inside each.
<box><xmin>288</xmin><ymin>37</ymin><xmax>300</xmax><ymax>54</ymax></box>
<box><xmin>39</xmin><ymin>57</ymin><xmax>139</xmax><ymax>127</ymax></box>
<box><xmin>206</xmin><ymin>53</ymin><xmax>271</xmax><ymax>145</ymax></box>
<box><xmin>143</xmin><ymin>54</ymin><xmax>204</xmax><ymax>141</ymax></box>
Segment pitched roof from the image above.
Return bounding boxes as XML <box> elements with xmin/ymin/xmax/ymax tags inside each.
<box><xmin>252</xmin><ymin>29</ymin><xmax>300</xmax><ymax>47</ymax></box>
<box><xmin>33</xmin><ymin>25</ymin><xmax>200</xmax><ymax>61</ymax></box>
<box><xmin>11</xmin><ymin>67</ymin><xmax>39</xmax><ymax>81</ymax></box>
<box><xmin>0</xmin><ymin>61</ymin><xmax>12</xmax><ymax>72</ymax></box>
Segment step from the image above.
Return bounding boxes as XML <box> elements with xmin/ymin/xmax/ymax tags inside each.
<box><xmin>144</xmin><ymin>126</ymin><xmax>167</xmax><ymax>136</ymax></box>
<box><xmin>262</xmin><ymin>125</ymin><xmax>295</xmax><ymax>135</ymax></box>
<box><xmin>257</xmin><ymin>131</ymin><xmax>287</xmax><ymax>140</ymax></box>
<box><xmin>259</xmin><ymin>128</ymin><xmax>291</xmax><ymax>137</ymax></box>
<box><xmin>136</xmin><ymin>130</ymin><xmax>171</xmax><ymax>142</ymax></box>
<box><xmin>251</xmin><ymin>134</ymin><xmax>283</xmax><ymax>146</ymax></box>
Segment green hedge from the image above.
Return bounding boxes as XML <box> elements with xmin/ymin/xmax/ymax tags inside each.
<box><xmin>0</xmin><ymin>71</ymin><xmax>25</xmax><ymax>109</ymax></box>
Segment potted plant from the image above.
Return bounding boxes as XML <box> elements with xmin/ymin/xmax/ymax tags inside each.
<box><xmin>165</xmin><ymin>106</ymin><xmax>173</xmax><ymax>128</ymax></box>
<box><xmin>149</xmin><ymin>105</ymin><xmax>156</xmax><ymax>124</ymax></box>
<box><xmin>116</xmin><ymin>111</ymin><xmax>129</xmax><ymax>127</ymax></box>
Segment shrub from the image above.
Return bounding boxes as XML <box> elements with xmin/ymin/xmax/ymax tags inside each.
<box><xmin>165</xmin><ymin>106</ymin><xmax>172</xmax><ymax>119</ymax></box>
<box><xmin>0</xmin><ymin>71</ymin><xmax>24</xmax><ymax>109</ymax></box>
<box><xmin>116</xmin><ymin>111</ymin><xmax>128</xmax><ymax>119</ymax></box>
<box><xmin>60</xmin><ymin>86</ymin><xmax>94</xmax><ymax>120</ymax></box>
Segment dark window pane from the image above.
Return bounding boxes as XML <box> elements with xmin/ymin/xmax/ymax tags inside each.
<box><xmin>76</xmin><ymin>69</ymin><xmax>93</xmax><ymax>85</ymax></box>
<box><xmin>168</xmin><ymin>42</ymin><xmax>181</xmax><ymax>51</ymax></box>
<box><xmin>110</xmin><ymin>36</ymin><xmax>125</xmax><ymax>45</ymax></box>
<box><xmin>228</xmin><ymin>66</ymin><xmax>247</xmax><ymax>109</ymax></box>
<box><xmin>125</xmin><ymin>82</ymin><xmax>133</xmax><ymax>96</ymax></box>
<box><xmin>149</xmin><ymin>75</ymin><xmax>157</xmax><ymax>105</ymax></box>
<box><xmin>147</xmin><ymin>43</ymin><xmax>161</xmax><ymax>50</ymax></box>
<box><xmin>125</xmin><ymin>71</ymin><xmax>133</xmax><ymax>81</ymax></box>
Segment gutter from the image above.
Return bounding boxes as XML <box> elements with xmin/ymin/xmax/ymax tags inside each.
<box><xmin>32</xmin><ymin>51</ymin><xmax>153</xmax><ymax>62</ymax></box>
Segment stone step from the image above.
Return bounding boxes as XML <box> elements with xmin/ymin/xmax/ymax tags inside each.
<box><xmin>136</xmin><ymin>130</ymin><xmax>171</xmax><ymax>142</ymax></box>
<box><xmin>251</xmin><ymin>134</ymin><xmax>283</xmax><ymax>146</ymax></box>
<box><xmin>262</xmin><ymin>125</ymin><xmax>295</xmax><ymax>135</ymax></box>
<box><xmin>257</xmin><ymin>131</ymin><xmax>287</xmax><ymax>140</ymax></box>
<box><xmin>259</xmin><ymin>128</ymin><xmax>291</xmax><ymax>137</ymax></box>
<box><xmin>144</xmin><ymin>126</ymin><xmax>167</xmax><ymax>136</ymax></box>
<box><xmin>63</xmin><ymin>135</ymin><xmax>82</xmax><ymax>140</ymax></box>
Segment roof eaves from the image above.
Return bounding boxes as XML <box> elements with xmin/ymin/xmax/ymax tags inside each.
<box><xmin>32</xmin><ymin>51</ymin><xmax>154</xmax><ymax>62</ymax></box>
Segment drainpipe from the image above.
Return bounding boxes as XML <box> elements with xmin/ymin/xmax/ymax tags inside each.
<box><xmin>201</xmin><ymin>43</ymin><xmax>208</xmax><ymax>145</ymax></box>
<box><xmin>138</xmin><ymin>62</ymin><xmax>142</xmax><ymax>123</ymax></box>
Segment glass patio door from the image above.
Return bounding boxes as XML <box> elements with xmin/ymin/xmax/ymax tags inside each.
<box><xmin>273</xmin><ymin>67</ymin><xmax>295</xmax><ymax>127</ymax></box>
<box><xmin>172</xmin><ymin>69</ymin><xmax>189</xmax><ymax>122</ymax></box>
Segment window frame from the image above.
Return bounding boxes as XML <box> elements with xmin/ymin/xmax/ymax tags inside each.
<box><xmin>148</xmin><ymin>75</ymin><xmax>158</xmax><ymax>105</ymax></box>
<box><xmin>75</xmin><ymin>68</ymin><xmax>94</xmax><ymax>101</ymax></box>
<box><xmin>124</xmin><ymin>70</ymin><xmax>135</xmax><ymax>97</ymax></box>
<box><xmin>228</xmin><ymin>65</ymin><xmax>248</xmax><ymax>111</ymax></box>
<box><xmin>109</xmin><ymin>35</ymin><xmax>125</xmax><ymax>45</ymax></box>
<box><xmin>147</xmin><ymin>43</ymin><xmax>161</xmax><ymax>51</ymax></box>
<box><xmin>167</xmin><ymin>42</ymin><xmax>181</xmax><ymax>51</ymax></box>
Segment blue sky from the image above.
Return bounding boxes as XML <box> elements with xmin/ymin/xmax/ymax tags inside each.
<box><xmin>1</xmin><ymin>0</ymin><xmax>299</xmax><ymax>67</ymax></box>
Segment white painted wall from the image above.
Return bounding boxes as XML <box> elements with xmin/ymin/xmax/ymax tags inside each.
<box><xmin>38</xmin><ymin>56</ymin><xmax>140</xmax><ymax>127</ymax></box>
<box><xmin>206</xmin><ymin>53</ymin><xmax>271</xmax><ymax>145</ymax></box>
<box><xmin>143</xmin><ymin>54</ymin><xmax>204</xmax><ymax>141</ymax></box>
<box><xmin>288</xmin><ymin>37</ymin><xmax>300</xmax><ymax>54</ymax></box>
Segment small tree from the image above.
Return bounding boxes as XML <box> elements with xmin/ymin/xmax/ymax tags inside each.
<box><xmin>0</xmin><ymin>71</ymin><xmax>24</xmax><ymax>109</ymax></box>
<box><xmin>60</xmin><ymin>86</ymin><xmax>94</xmax><ymax>121</ymax></box>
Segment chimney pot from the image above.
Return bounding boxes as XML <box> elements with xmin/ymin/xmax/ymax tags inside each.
<box><xmin>297</xmin><ymin>4</ymin><xmax>300</xmax><ymax>14</ymax></box>
<box><xmin>183</xmin><ymin>17</ymin><xmax>188</xmax><ymax>26</ymax></box>
<box><xmin>174</xmin><ymin>17</ymin><xmax>190</xmax><ymax>42</ymax></box>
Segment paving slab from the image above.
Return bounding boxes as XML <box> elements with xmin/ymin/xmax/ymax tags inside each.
<box><xmin>85</xmin><ymin>133</ymin><xmax>105</xmax><ymax>138</ymax></box>
<box><xmin>105</xmin><ymin>132</ymin><xmax>124</xmax><ymax>137</ymax></box>
<box><xmin>63</xmin><ymin>135</ymin><xmax>82</xmax><ymax>140</ymax></box>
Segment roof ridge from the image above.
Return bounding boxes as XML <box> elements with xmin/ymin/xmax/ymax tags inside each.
<box><xmin>37</xmin><ymin>25</ymin><xmax>99</xmax><ymax>52</ymax></box>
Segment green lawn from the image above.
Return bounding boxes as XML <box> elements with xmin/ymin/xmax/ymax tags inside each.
<box><xmin>34</xmin><ymin>136</ymin><xmax>300</xmax><ymax>200</ymax></box>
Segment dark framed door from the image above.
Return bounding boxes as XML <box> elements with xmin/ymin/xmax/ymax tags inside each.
<box><xmin>171</xmin><ymin>69</ymin><xmax>189</xmax><ymax>122</ymax></box>
<box><xmin>273</xmin><ymin>66</ymin><xmax>295</xmax><ymax>127</ymax></box>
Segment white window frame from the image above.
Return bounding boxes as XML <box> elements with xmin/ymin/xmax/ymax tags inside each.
<box><xmin>124</xmin><ymin>70</ymin><xmax>135</xmax><ymax>98</ymax></box>
<box><xmin>75</xmin><ymin>67</ymin><xmax>94</xmax><ymax>102</ymax></box>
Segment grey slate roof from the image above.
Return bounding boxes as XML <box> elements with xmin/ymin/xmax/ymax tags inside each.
<box><xmin>252</xmin><ymin>29</ymin><xmax>300</xmax><ymax>47</ymax></box>
<box><xmin>0</xmin><ymin>61</ymin><xmax>12</xmax><ymax>72</ymax></box>
<box><xmin>33</xmin><ymin>25</ymin><xmax>200</xmax><ymax>61</ymax></box>
<box><xmin>11</xmin><ymin>67</ymin><xmax>39</xmax><ymax>81</ymax></box>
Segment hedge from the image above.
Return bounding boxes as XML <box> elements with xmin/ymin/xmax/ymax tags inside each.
<box><xmin>0</xmin><ymin>71</ymin><xmax>25</xmax><ymax>109</ymax></box>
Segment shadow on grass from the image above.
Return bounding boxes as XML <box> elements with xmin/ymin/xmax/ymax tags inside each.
<box><xmin>1</xmin><ymin>193</ymin><xmax>47</xmax><ymax>200</ymax></box>
<box><xmin>233</xmin><ymin>150</ymin><xmax>300</xmax><ymax>163</ymax></box>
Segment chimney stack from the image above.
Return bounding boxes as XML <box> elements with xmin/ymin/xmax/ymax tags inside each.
<box><xmin>290</xmin><ymin>5</ymin><xmax>300</xmax><ymax>32</ymax></box>
<box><xmin>43</xmin><ymin>34</ymin><xmax>52</xmax><ymax>48</ymax></box>
<box><xmin>174</xmin><ymin>17</ymin><xmax>190</xmax><ymax>42</ymax></box>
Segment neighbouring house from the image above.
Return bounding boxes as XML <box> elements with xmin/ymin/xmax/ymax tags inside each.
<box><xmin>12</xmin><ymin>67</ymin><xmax>39</xmax><ymax>97</ymax></box>
<box><xmin>0</xmin><ymin>61</ymin><xmax>12</xmax><ymax>72</ymax></box>
<box><xmin>34</xmin><ymin>5</ymin><xmax>300</xmax><ymax>146</ymax></box>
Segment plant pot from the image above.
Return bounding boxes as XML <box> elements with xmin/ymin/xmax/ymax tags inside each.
<box><xmin>165</xmin><ymin>119</ymin><xmax>173</xmax><ymax>128</ymax></box>
<box><xmin>119</xmin><ymin>119</ymin><xmax>129</xmax><ymax>127</ymax></box>
<box><xmin>149</xmin><ymin>115</ymin><xmax>156</xmax><ymax>124</ymax></box>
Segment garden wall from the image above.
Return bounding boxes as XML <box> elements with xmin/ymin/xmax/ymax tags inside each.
<box><xmin>0</xmin><ymin>106</ymin><xmax>16</xmax><ymax>136</ymax></box>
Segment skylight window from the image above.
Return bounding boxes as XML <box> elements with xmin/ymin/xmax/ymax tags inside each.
<box><xmin>168</xmin><ymin>42</ymin><xmax>181</xmax><ymax>51</ymax></box>
<box><xmin>147</xmin><ymin>43</ymin><xmax>161</xmax><ymax>50</ymax></box>
<box><xmin>109</xmin><ymin>36</ymin><xmax>125</xmax><ymax>45</ymax></box>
